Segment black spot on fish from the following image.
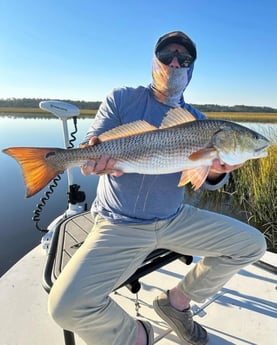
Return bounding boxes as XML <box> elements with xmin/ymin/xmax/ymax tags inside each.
<box><xmin>45</xmin><ymin>151</ymin><xmax>56</xmax><ymax>158</ymax></box>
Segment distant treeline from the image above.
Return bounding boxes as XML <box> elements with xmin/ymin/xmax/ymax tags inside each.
<box><xmin>0</xmin><ymin>98</ymin><xmax>276</xmax><ymax>113</ymax></box>
<box><xmin>0</xmin><ymin>98</ymin><xmax>101</xmax><ymax>110</ymax></box>
<box><xmin>194</xmin><ymin>104</ymin><xmax>277</xmax><ymax>113</ymax></box>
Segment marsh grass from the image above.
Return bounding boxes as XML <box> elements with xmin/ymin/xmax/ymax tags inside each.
<box><xmin>188</xmin><ymin>128</ymin><xmax>277</xmax><ymax>252</ymax></box>
<box><xmin>230</xmin><ymin>145</ymin><xmax>277</xmax><ymax>252</ymax></box>
<box><xmin>205</xmin><ymin>112</ymin><xmax>277</xmax><ymax>123</ymax></box>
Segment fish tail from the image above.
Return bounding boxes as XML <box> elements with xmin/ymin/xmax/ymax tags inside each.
<box><xmin>2</xmin><ymin>147</ymin><xmax>64</xmax><ymax>198</ymax></box>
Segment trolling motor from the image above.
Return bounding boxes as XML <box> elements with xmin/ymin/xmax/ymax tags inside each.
<box><xmin>39</xmin><ymin>100</ymin><xmax>86</xmax><ymax>208</ymax></box>
<box><xmin>34</xmin><ymin>100</ymin><xmax>87</xmax><ymax>250</ymax></box>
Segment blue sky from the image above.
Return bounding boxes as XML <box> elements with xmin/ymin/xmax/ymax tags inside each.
<box><xmin>1</xmin><ymin>0</ymin><xmax>276</xmax><ymax>107</ymax></box>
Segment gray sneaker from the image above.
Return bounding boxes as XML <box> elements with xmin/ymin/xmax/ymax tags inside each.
<box><xmin>139</xmin><ymin>320</ymin><xmax>154</xmax><ymax>345</ymax></box>
<box><xmin>153</xmin><ymin>291</ymin><xmax>209</xmax><ymax>345</ymax></box>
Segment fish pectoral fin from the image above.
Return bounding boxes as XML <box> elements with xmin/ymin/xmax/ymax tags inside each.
<box><xmin>98</xmin><ymin>121</ymin><xmax>158</xmax><ymax>142</ymax></box>
<box><xmin>178</xmin><ymin>166</ymin><xmax>210</xmax><ymax>190</ymax></box>
<box><xmin>160</xmin><ymin>107</ymin><xmax>196</xmax><ymax>129</ymax></box>
<box><xmin>189</xmin><ymin>148</ymin><xmax>217</xmax><ymax>161</ymax></box>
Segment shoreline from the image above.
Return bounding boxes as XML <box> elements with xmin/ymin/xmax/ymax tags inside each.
<box><xmin>0</xmin><ymin>107</ymin><xmax>277</xmax><ymax>122</ymax></box>
<box><xmin>0</xmin><ymin>107</ymin><xmax>97</xmax><ymax>117</ymax></box>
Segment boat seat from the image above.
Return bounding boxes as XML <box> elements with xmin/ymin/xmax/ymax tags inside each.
<box><xmin>42</xmin><ymin>211</ymin><xmax>193</xmax><ymax>345</ymax></box>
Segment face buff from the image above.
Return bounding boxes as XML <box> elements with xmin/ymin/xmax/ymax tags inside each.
<box><xmin>150</xmin><ymin>56</ymin><xmax>194</xmax><ymax>107</ymax></box>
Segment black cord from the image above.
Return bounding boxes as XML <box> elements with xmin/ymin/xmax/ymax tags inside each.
<box><xmin>32</xmin><ymin>175</ymin><xmax>62</xmax><ymax>232</ymax></box>
<box><xmin>68</xmin><ymin>116</ymin><xmax>78</xmax><ymax>148</ymax></box>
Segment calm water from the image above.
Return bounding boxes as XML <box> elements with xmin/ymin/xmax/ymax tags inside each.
<box><xmin>0</xmin><ymin>114</ymin><xmax>275</xmax><ymax>276</ymax></box>
<box><xmin>0</xmin><ymin>114</ymin><xmax>98</xmax><ymax>276</ymax></box>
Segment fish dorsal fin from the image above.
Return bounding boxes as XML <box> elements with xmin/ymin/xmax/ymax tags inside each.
<box><xmin>98</xmin><ymin>121</ymin><xmax>158</xmax><ymax>142</ymax></box>
<box><xmin>160</xmin><ymin>107</ymin><xmax>196</xmax><ymax>129</ymax></box>
<box><xmin>98</xmin><ymin>107</ymin><xmax>195</xmax><ymax>142</ymax></box>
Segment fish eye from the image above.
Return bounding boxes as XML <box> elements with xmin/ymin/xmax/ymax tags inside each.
<box><xmin>46</xmin><ymin>151</ymin><xmax>56</xmax><ymax>158</ymax></box>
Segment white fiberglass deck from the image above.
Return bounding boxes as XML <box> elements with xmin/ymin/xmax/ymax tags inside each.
<box><xmin>0</xmin><ymin>246</ymin><xmax>276</xmax><ymax>345</ymax></box>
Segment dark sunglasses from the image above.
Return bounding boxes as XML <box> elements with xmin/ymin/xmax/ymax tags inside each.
<box><xmin>157</xmin><ymin>50</ymin><xmax>194</xmax><ymax>67</ymax></box>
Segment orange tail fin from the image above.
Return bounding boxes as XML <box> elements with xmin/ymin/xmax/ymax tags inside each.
<box><xmin>2</xmin><ymin>147</ymin><xmax>63</xmax><ymax>198</ymax></box>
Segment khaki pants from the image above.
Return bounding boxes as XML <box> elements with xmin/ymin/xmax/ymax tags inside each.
<box><xmin>48</xmin><ymin>204</ymin><xmax>266</xmax><ymax>345</ymax></box>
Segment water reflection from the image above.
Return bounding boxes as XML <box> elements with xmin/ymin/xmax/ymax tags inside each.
<box><xmin>0</xmin><ymin>114</ymin><xmax>98</xmax><ymax>276</ymax></box>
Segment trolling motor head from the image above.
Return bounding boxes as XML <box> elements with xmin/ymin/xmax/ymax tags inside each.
<box><xmin>39</xmin><ymin>100</ymin><xmax>80</xmax><ymax>118</ymax></box>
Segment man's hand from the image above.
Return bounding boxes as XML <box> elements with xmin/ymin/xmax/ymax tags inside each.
<box><xmin>207</xmin><ymin>159</ymin><xmax>243</xmax><ymax>183</ymax></box>
<box><xmin>80</xmin><ymin>136</ymin><xmax>123</xmax><ymax>177</ymax></box>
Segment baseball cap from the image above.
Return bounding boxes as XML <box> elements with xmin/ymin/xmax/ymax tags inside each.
<box><xmin>155</xmin><ymin>31</ymin><xmax>197</xmax><ymax>61</ymax></box>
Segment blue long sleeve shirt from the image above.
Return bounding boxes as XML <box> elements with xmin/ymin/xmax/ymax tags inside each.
<box><xmin>81</xmin><ymin>86</ymin><xmax>228</xmax><ymax>224</ymax></box>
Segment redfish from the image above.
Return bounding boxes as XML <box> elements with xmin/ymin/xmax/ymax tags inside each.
<box><xmin>2</xmin><ymin>108</ymin><xmax>270</xmax><ymax>197</ymax></box>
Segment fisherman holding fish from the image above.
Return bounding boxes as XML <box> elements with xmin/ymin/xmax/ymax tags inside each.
<box><xmin>6</xmin><ymin>31</ymin><xmax>267</xmax><ymax>345</ymax></box>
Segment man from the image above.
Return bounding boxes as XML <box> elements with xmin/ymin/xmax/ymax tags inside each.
<box><xmin>48</xmin><ymin>31</ymin><xmax>266</xmax><ymax>345</ymax></box>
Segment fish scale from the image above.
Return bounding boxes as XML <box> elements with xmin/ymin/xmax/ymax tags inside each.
<box><xmin>51</xmin><ymin>125</ymin><xmax>208</xmax><ymax>173</ymax></box>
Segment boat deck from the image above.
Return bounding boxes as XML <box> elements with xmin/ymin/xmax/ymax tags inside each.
<box><xmin>0</xmin><ymin>243</ymin><xmax>276</xmax><ymax>345</ymax></box>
